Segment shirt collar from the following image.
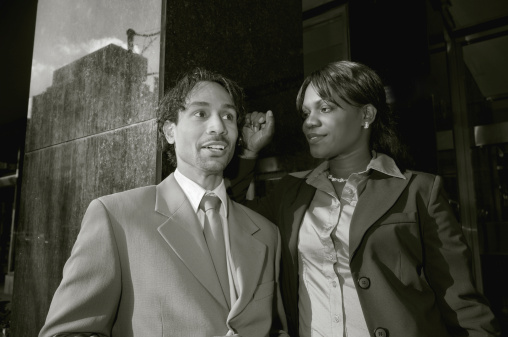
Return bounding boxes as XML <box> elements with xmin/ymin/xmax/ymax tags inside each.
<box><xmin>367</xmin><ymin>152</ymin><xmax>406</xmax><ymax>179</ymax></box>
<box><xmin>305</xmin><ymin>151</ymin><xmax>405</xmax><ymax>184</ymax></box>
<box><xmin>174</xmin><ymin>168</ymin><xmax>228</xmax><ymax>216</ymax></box>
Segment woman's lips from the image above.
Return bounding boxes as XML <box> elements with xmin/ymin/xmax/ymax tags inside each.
<box><xmin>306</xmin><ymin>133</ymin><xmax>325</xmax><ymax>144</ymax></box>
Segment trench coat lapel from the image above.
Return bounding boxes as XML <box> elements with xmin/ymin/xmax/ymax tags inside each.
<box><xmin>226</xmin><ymin>200</ymin><xmax>266</xmax><ymax>321</ymax></box>
<box><xmin>155</xmin><ymin>174</ymin><xmax>228</xmax><ymax>308</ymax></box>
<box><xmin>349</xmin><ymin>171</ymin><xmax>412</xmax><ymax>260</ymax></box>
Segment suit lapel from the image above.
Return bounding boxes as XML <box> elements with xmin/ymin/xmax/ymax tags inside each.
<box><xmin>227</xmin><ymin>200</ymin><xmax>266</xmax><ymax>321</ymax></box>
<box><xmin>156</xmin><ymin>174</ymin><xmax>228</xmax><ymax>308</ymax></box>
<box><xmin>284</xmin><ymin>181</ymin><xmax>316</xmax><ymax>267</ymax></box>
<box><xmin>349</xmin><ymin>171</ymin><xmax>412</xmax><ymax>260</ymax></box>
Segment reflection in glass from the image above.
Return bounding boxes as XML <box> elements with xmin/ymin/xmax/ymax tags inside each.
<box><xmin>28</xmin><ymin>0</ymin><xmax>161</xmax><ymax>125</ymax></box>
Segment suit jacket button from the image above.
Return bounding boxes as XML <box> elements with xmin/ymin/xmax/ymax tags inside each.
<box><xmin>374</xmin><ymin>327</ymin><xmax>388</xmax><ymax>337</ymax></box>
<box><xmin>358</xmin><ymin>276</ymin><xmax>370</xmax><ymax>289</ymax></box>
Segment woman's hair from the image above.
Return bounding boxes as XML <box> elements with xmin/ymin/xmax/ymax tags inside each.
<box><xmin>157</xmin><ymin>67</ymin><xmax>247</xmax><ymax>167</ymax></box>
<box><xmin>296</xmin><ymin>60</ymin><xmax>410</xmax><ymax>170</ymax></box>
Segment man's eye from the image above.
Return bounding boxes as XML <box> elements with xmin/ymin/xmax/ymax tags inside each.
<box><xmin>222</xmin><ymin>113</ymin><xmax>236</xmax><ymax>121</ymax></box>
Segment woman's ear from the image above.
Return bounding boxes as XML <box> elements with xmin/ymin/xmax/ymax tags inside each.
<box><xmin>163</xmin><ymin>121</ymin><xmax>176</xmax><ymax>144</ymax></box>
<box><xmin>362</xmin><ymin>104</ymin><xmax>377</xmax><ymax>129</ymax></box>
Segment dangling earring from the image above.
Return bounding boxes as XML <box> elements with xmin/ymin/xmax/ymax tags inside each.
<box><xmin>363</xmin><ymin>121</ymin><xmax>369</xmax><ymax>129</ymax></box>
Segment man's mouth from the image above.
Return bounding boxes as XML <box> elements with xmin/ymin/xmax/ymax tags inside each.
<box><xmin>205</xmin><ymin>144</ymin><xmax>225</xmax><ymax>151</ymax></box>
<box><xmin>202</xmin><ymin>141</ymin><xmax>228</xmax><ymax>152</ymax></box>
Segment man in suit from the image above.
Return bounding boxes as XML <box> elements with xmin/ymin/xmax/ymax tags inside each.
<box><xmin>39</xmin><ymin>68</ymin><xmax>288</xmax><ymax>337</ymax></box>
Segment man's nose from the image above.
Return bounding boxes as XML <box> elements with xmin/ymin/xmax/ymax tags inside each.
<box><xmin>207</xmin><ymin>113</ymin><xmax>227</xmax><ymax>134</ymax></box>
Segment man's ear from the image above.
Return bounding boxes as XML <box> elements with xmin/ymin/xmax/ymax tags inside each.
<box><xmin>163</xmin><ymin>121</ymin><xmax>176</xmax><ymax>144</ymax></box>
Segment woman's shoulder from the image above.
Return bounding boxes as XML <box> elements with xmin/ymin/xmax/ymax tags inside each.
<box><xmin>402</xmin><ymin>169</ymin><xmax>445</xmax><ymax>194</ymax></box>
<box><xmin>405</xmin><ymin>169</ymin><xmax>437</xmax><ymax>182</ymax></box>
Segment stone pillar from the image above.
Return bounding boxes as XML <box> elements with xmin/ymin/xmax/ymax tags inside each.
<box><xmin>10</xmin><ymin>44</ymin><xmax>158</xmax><ymax>336</ymax></box>
<box><xmin>162</xmin><ymin>0</ymin><xmax>305</xmax><ymax>177</ymax></box>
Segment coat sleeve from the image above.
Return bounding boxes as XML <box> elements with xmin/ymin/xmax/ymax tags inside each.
<box><xmin>421</xmin><ymin>175</ymin><xmax>500</xmax><ymax>336</ymax></box>
<box><xmin>38</xmin><ymin>199</ymin><xmax>121</xmax><ymax>337</ymax></box>
<box><xmin>228</xmin><ymin>158</ymin><xmax>294</xmax><ymax>225</ymax></box>
<box><xmin>270</xmin><ymin>228</ymin><xmax>290</xmax><ymax>337</ymax></box>
<box><xmin>226</xmin><ymin>158</ymin><xmax>257</xmax><ymax>205</ymax></box>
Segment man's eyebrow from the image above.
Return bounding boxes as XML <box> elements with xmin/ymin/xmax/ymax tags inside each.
<box><xmin>222</xmin><ymin>103</ymin><xmax>237</xmax><ymax>110</ymax></box>
<box><xmin>187</xmin><ymin>101</ymin><xmax>210</xmax><ymax>107</ymax></box>
<box><xmin>187</xmin><ymin>102</ymin><xmax>236</xmax><ymax>110</ymax></box>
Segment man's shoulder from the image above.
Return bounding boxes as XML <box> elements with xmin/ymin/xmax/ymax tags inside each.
<box><xmin>97</xmin><ymin>184</ymin><xmax>157</xmax><ymax>208</ymax></box>
<box><xmin>84</xmin><ymin>185</ymin><xmax>161</xmax><ymax>227</ymax></box>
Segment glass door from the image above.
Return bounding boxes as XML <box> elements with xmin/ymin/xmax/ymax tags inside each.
<box><xmin>433</xmin><ymin>1</ymin><xmax>508</xmax><ymax>330</ymax></box>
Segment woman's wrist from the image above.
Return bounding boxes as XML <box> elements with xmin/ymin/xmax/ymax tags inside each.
<box><xmin>239</xmin><ymin>148</ymin><xmax>258</xmax><ymax>159</ymax></box>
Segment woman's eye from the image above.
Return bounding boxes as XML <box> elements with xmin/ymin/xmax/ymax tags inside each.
<box><xmin>194</xmin><ymin>111</ymin><xmax>206</xmax><ymax>117</ymax></box>
<box><xmin>301</xmin><ymin>111</ymin><xmax>310</xmax><ymax>120</ymax></box>
<box><xmin>320</xmin><ymin>106</ymin><xmax>331</xmax><ymax>113</ymax></box>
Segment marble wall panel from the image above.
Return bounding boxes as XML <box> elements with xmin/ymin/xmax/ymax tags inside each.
<box><xmin>11</xmin><ymin>120</ymin><xmax>157</xmax><ymax>336</ymax></box>
<box><xmin>163</xmin><ymin>0</ymin><xmax>304</xmax><ymax>173</ymax></box>
<box><xmin>11</xmin><ymin>0</ymin><xmax>162</xmax><ymax>334</ymax></box>
<box><xmin>164</xmin><ymin>1</ymin><xmax>302</xmax><ymax>90</ymax></box>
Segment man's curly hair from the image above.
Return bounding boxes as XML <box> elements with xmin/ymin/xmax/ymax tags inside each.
<box><xmin>156</xmin><ymin>67</ymin><xmax>247</xmax><ymax>167</ymax></box>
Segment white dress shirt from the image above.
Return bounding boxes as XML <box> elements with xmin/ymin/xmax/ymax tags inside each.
<box><xmin>173</xmin><ymin>169</ymin><xmax>240</xmax><ymax>314</ymax></box>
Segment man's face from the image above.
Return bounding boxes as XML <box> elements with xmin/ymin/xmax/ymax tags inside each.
<box><xmin>164</xmin><ymin>81</ymin><xmax>238</xmax><ymax>179</ymax></box>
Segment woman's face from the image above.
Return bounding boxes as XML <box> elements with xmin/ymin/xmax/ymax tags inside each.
<box><xmin>301</xmin><ymin>83</ymin><xmax>368</xmax><ymax>159</ymax></box>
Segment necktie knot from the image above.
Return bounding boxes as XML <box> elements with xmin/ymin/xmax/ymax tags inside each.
<box><xmin>200</xmin><ymin>194</ymin><xmax>221</xmax><ymax>212</ymax></box>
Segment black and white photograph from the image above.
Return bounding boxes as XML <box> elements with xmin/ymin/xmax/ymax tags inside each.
<box><xmin>1</xmin><ymin>0</ymin><xmax>507</xmax><ymax>336</ymax></box>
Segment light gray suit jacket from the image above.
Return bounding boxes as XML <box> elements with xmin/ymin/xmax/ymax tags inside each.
<box><xmin>39</xmin><ymin>174</ymin><xmax>288</xmax><ymax>337</ymax></box>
